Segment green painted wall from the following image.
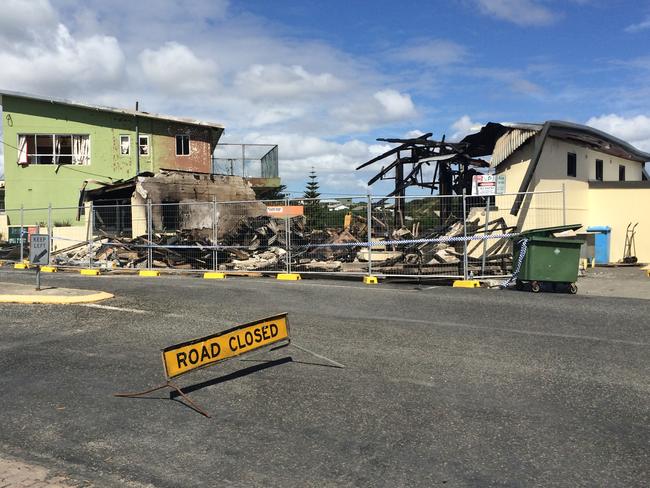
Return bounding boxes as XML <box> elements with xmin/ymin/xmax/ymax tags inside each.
<box><xmin>2</xmin><ymin>95</ymin><xmax>220</xmax><ymax>225</ymax></box>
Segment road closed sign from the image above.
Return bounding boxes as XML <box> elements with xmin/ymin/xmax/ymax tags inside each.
<box><xmin>161</xmin><ymin>313</ymin><xmax>290</xmax><ymax>379</ymax></box>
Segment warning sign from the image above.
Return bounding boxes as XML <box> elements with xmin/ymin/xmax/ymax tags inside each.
<box><xmin>472</xmin><ymin>174</ymin><xmax>506</xmax><ymax>196</ymax></box>
<box><xmin>266</xmin><ymin>206</ymin><xmax>304</xmax><ymax>217</ymax></box>
<box><xmin>161</xmin><ymin>313</ymin><xmax>290</xmax><ymax>379</ymax></box>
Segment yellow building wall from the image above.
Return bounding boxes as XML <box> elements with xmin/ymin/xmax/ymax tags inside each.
<box><xmin>588</xmin><ymin>187</ymin><xmax>650</xmax><ymax>263</ymax></box>
<box><xmin>494</xmin><ymin>137</ymin><xmax>647</xmax><ymax>251</ymax></box>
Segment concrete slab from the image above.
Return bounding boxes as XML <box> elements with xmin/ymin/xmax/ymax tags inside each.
<box><xmin>0</xmin><ymin>282</ymin><xmax>113</xmax><ymax>304</ymax></box>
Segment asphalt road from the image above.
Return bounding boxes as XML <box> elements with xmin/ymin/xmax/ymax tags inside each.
<box><xmin>0</xmin><ymin>270</ymin><xmax>648</xmax><ymax>487</ymax></box>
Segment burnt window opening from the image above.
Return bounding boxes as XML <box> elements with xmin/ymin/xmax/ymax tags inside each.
<box><xmin>161</xmin><ymin>200</ymin><xmax>180</xmax><ymax>230</ymax></box>
<box><xmin>176</xmin><ymin>135</ymin><xmax>190</xmax><ymax>156</ymax></box>
<box><xmin>595</xmin><ymin>159</ymin><xmax>603</xmax><ymax>181</ymax></box>
<box><xmin>619</xmin><ymin>165</ymin><xmax>626</xmax><ymax>181</ymax></box>
<box><xmin>567</xmin><ymin>152</ymin><xmax>577</xmax><ymax>177</ymax></box>
<box><xmin>18</xmin><ymin>134</ymin><xmax>90</xmax><ymax>165</ymax></box>
<box><xmin>92</xmin><ymin>199</ymin><xmax>132</xmax><ymax>236</ymax></box>
<box><xmin>139</xmin><ymin>135</ymin><xmax>150</xmax><ymax>156</ymax></box>
<box><xmin>120</xmin><ymin>135</ymin><xmax>130</xmax><ymax>155</ymax></box>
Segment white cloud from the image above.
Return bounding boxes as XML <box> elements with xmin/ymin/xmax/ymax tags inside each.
<box><xmin>450</xmin><ymin>115</ymin><xmax>483</xmax><ymax>141</ymax></box>
<box><xmin>390</xmin><ymin>39</ymin><xmax>467</xmax><ymax>66</ymax></box>
<box><xmin>139</xmin><ymin>42</ymin><xmax>217</xmax><ymax>94</ymax></box>
<box><xmin>0</xmin><ymin>0</ymin><xmax>58</xmax><ymax>45</ymax></box>
<box><xmin>586</xmin><ymin>114</ymin><xmax>650</xmax><ymax>152</ymax></box>
<box><xmin>0</xmin><ymin>20</ymin><xmax>124</xmax><ymax>96</ymax></box>
<box><xmin>625</xmin><ymin>16</ymin><xmax>650</xmax><ymax>33</ymax></box>
<box><xmin>374</xmin><ymin>90</ymin><xmax>417</xmax><ymax>120</ymax></box>
<box><xmin>474</xmin><ymin>0</ymin><xmax>557</xmax><ymax>26</ymax></box>
<box><xmin>234</xmin><ymin>64</ymin><xmax>345</xmax><ymax>99</ymax></box>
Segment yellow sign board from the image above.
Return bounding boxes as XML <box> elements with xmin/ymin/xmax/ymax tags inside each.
<box><xmin>161</xmin><ymin>313</ymin><xmax>290</xmax><ymax>379</ymax></box>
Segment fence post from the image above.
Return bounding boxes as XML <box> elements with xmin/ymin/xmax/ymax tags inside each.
<box><xmin>462</xmin><ymin>190</ymin><xmax>469</xmax><ymax>280</ymax></box>
<box><xmin>86</xmin><ymin>202</ymin><xmax>94</xmax><ymax>269</ymax></box>
<box><xmin>147</xmin><ymin>199</ymin><xmax>153</xmax><ymax>270</ymax></box>
<box><xmin>285</xmin><ymin>197</ymin><xmax>291</xmax><ymax>274</ymax></box>
<box><xmin>19</xmin><ymin>205</ymin><xmax>24</xmax><ymax>262</ymax></box>
<box><xmin>212</xmin><ymin>198</ymin><xmax>218</xmax><ymax>272</ymax></box>
<box><xmin>47</xmin><ymin>203</ymin><xmax>52</xmax><ymax>265</ymax></box>
<box><xmin>367</xmin><ymin>193</ymin><xmax>373</xmax><ymax>277</ymax></box>
<box><xmin>481</xmin><ymin>196</ymin><xmax>490</xmax><ymax>277</ymax></box>
<box><xmin>562</xmin><ymin>183</ymin><xmax>566</xmax><ymax>225</ymax></box>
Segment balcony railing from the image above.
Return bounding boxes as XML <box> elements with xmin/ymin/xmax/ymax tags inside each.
<box><xmin>212</xmin><ymin>144</ymin><xmax>278</xmax><ymax>179</ymax></box>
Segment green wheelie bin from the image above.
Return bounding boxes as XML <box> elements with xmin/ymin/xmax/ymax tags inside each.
<box><xmin>512</xmin><ymin>224</ymin><xmax>584</xmax><ymax>294</ymax></box>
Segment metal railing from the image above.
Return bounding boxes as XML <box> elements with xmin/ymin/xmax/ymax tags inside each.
<box><xmin>0</xmin><ymin>189</ymin><xmax>566</xmax><ymax>279</ymax></box>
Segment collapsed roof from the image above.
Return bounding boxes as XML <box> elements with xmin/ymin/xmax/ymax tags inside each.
<box><xmin>461</xmin><ymin>120</ymin><xmax>650</xmax><ymax>165</ymax></box>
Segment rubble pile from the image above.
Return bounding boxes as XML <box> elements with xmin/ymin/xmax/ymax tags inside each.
<box><xmin>49</xmin><ymin>206</ymin><xmax>514</xmax><ymax>275</ymax></box>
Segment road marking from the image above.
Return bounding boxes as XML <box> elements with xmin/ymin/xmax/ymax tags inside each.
<box><xmin>79</xmin><ymin>303</ymin><xmax>152</xmax><ymax>314</ymax></box>
<box><xmin>375</xmin><ymin>316</ymin><xmax>650</xmax><ymax>347</ymax></box>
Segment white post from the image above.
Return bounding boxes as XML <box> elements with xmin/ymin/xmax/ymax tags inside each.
<box><xmin>462</xmin><ymin>190</ymin><xmax>469</xmax><ymax>280</ymax></box>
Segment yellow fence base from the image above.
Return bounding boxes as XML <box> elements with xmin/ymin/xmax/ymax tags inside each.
<box><xmin>204</xmin><ymin>272</ymin><xmax>226</xmax><ymax>280</ymax></box>
<box><xmin>41</xmin><ymin>266</ymin><xmax>57</xmax><ymax>273</ymax></box>
<box><xmin>80</xmin><ymin>269</ymin><xmax>100</xmax><ymax>276</ymax></box>
<box><xmin>363</xmin><ymin>275</ymin><xmax>379</xmax><ymax>285</ymax></box>
<box><xmin>452</xmin><ymin>280</ymin><xmax>482</xmax><ymax>288</ymax></box>
<box><xmin>14</xmin><ymin>263</ymin><xmax>29</xmax><ymax>270</ymax></box>
<box><xmin>139</xmin><ymin>270</ymin><xmax>160</xmax><ymax>277</ymax></box>
<box><xmin>277</xmin><ymin>273</ymin><xmax>301</xmax><ymax>281</ymax></box>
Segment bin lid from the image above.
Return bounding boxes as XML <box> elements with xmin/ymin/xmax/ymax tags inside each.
<box><xmin>586</xmin><ymin>225</ymin><xmax>611</xmax><ymax>233</ymax></box>
<box><xmin>518</xmin><ymin>223</ymin><xmax>583</xmax><ymax>238</ymax></box>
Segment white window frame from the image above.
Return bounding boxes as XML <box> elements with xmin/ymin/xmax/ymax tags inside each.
<box><xmin>138</xmin><ymin>134</ymin><xmax>150</xmax><ymax>156</ymax></box>
<box><xmin>176</xmin><ymin>134</ymin><xmax>190</xmax><ymax>156</ymax></box>
<box><xmin>120</xmin><ymin>135</ymin><xmax>131</xmax><ymax>156</ymax></box>
<box><xmin>17</xmin><ymin>133</ymin><xmax>91</xmax><ymax>166</ymax></box>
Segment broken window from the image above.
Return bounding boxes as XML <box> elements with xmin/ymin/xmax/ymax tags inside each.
<box><xmin>595</xmin><ymin>159</ymin><xmax>603</xmax><ymax>181</ymax></box>
<box><xmin>139</xmin><ymin>135</ymin><xmax>150</xmax><ymax>156</ymax></box>
<box><xmin>120</xmin><ymin>135</ymin><xmax>130</xmax><ymax>155</ymax></box>
<box><xmin>176</xmin><ymin>135</ymin><xmax>190</xmax><ymax>156</ymax></box>
<box><xmin>619</xmin><ymin>165</ymin><xmax>626</xmax><ymax>181</ymax></box>
<box><xmin>567</xmin><ymin>152</ymin><xmax>577</xmax><ymax>177</ymax></box>
<box><xmin>17</xmin><ymin>134</ymin><xmax>90</xmax><ymax>165</ymax></box>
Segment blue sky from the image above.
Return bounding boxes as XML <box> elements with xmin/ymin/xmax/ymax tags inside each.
<box><xmin>1</xmin><ymin>0</ymin><xmax>649</xmax><ymax>195</ymax></box>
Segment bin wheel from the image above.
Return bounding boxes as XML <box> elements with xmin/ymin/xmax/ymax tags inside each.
<box><xmin>515</xmin><ymin>280</ymin><xmax>524</xmax><ymax>291</ymax></box>
<box><xmin>569</xmin><ymin>283</ymin><xmax>577</xmax><ymax>294</ymax></box>
<box><xmin>530</xmin><ymin>281</ymin><xmax>541</xmax><ymax>293</ymax></box>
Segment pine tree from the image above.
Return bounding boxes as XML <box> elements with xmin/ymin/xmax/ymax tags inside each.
<box><xmin>303</xmin><ymin>168</ymin><xmax>324</xmax><ymax>229</ymax></box>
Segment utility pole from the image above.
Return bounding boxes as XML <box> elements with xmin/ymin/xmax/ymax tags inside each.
<box><xmin>135</xmin><ymin>101</ymin><xmax>140</xmax><ymax>176</ymax></box>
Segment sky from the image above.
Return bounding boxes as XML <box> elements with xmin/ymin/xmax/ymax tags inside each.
<box><xmin>1</xmin><ymin>0</ymin><xmax>650</xmax><ymax>195</ymax></box>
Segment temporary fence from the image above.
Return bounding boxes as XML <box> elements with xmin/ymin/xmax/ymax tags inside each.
<box><xmin>0</xmin><ymin>189</ymin><xmax>566</xmax><ymax>280</ymax></box>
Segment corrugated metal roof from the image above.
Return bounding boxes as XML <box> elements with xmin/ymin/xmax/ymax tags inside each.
<box><xmin>490</xmin><ymin>128</ymin><xmax>538</xmax><ymax>167</ymax></box>
<box><xmin>0</xmin><ymin>89</ymin><xmax>224</xmax><ymax>130</ymax></box>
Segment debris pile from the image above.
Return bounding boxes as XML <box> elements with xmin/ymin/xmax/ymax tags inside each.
<box><xmin>50</xmin><ymin>204</ymin><xmax>515</xmax><ymax>275</ymax></box>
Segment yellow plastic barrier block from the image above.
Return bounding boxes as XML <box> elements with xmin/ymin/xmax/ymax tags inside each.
<box><xmin>80</xmin><ymin>269</ymin><xmax>100</xmax><ymax>276</ymax></box>
<box><xmin>14</xmin><ymin>263</ymin><xmax>29</xmax><ymax>270</ymax></box>
<box><xmin>277</xmin><ymin>273</ymin><xmax>301</xmax><ymax>281</ymax></box>
<box><xmin>363</xmin><ymin>275</ymin><xmax>379</xmax><ymax>285</ymax></box>
<box><xmin>453</xmin><ymin>280</ymin><xmax>482</xmax><ymax>288</ymax></box>
<box><xmin>204</xmin><ymin>272</ymin><xmax>226</xmax><ymax>279</ymax></box>
<box><xmin>139</xmin><ymin>270</ymin><xmax>160</xmax><ymax>277</ymax></box>
<box><xmin>41</xmin><ymin>266</ymin><xmax>57</xmax><ymax>273</ymax></box>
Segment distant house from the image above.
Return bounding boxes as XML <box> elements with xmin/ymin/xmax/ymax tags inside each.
<box><xmin>464</xmin><ymin>121</ymin><xmax>650</xmax><ymax>263</ymax></box>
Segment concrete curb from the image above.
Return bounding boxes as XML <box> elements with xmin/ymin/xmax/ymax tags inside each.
<box><xmin>0</xmin><ymin>291</ymin><xmax>114</xmax><ymax>305</ymax></box>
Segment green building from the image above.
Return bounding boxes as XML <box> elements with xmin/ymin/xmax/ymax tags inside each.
<box><xmin>0</xmin><ymin>90</ymin><xmax>225</xmax><ymax>224</ymax></box>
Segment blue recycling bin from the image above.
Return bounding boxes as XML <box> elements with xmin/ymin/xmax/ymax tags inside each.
<box><xmin>586</xmin><ymin>226</ymin><xmax>611</xmax><ymax>264</ymax></box>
